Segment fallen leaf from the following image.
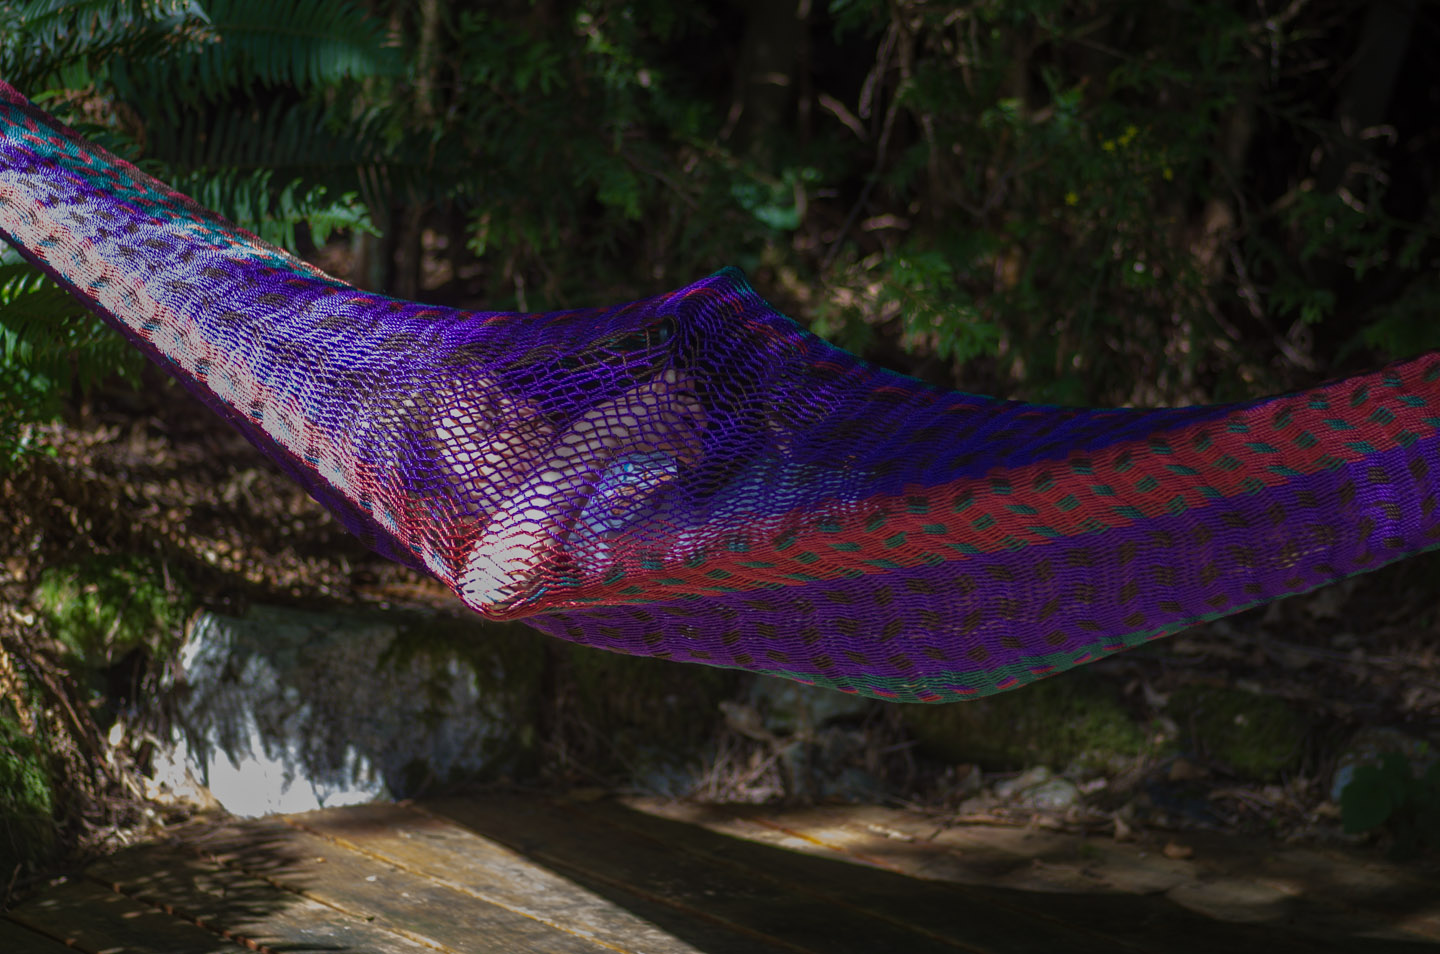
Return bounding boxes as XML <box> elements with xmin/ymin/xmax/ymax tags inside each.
<box><xmin>1163</xmin><ymin>840</ymin><xmax>1194</xmax><ymax>860</ymax></box>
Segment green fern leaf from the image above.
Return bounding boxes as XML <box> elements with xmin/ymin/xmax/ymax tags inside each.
<box><xmin>0</xmin><ymin>0</ymin><xmax>209</xmax><ymax>90</ymax></box>
<box><xmin>112</xmin><ymin>0</ymin><xmax>401</xmax><ymax>103</ymax></box>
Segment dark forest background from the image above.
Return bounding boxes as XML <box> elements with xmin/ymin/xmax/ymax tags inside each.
<box><xmin>3</xmin><ymin>0</ymin><xmax>1440</xmax><ymax>453</ymax></box>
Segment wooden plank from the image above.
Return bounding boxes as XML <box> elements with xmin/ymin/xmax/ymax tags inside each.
<box><xmin>619</xmin><ymin>798</ymin><xmax>1436</xmax><ymax>952</ymax></box>
<box><xmin>0</xmin><ymin>917</ymin><xmax>96</xmax><ymax>954</ymax></box>
<box><xmin>175</xmin><ymin>812</ymin><xmax>642</xmax><ymax>954</ymax></box>
<box><xmin>777</xmin><ymin>802</ymin><xmax>1196</xmax><ymax>894</ymax></box>
<box><xmin>11</xmin><ymin>795</ymin><xmax>1435</xmax><ymax>954</ymax></box>
<box><xmin>5</xmin><ymin>878</ymin><xmax>244</xmax><ymax>953</ymax></box>
<box><xmin>829</xmin><ymin>807</ymin><xmax>1440</xmax><ymax>944</ymax></box>
<box><xmin>285</xmin><ymin>801</ymin><xmax>715</xmax><ymax>954</ymax></box>
<box><xmin>87</xmin><ymin>841</ymin><xmax>441</xmax><ymax>954</ymax></box>
<box><xmin>571</xmin><ymin>795</ymin><xmax>1209</xmax><ymax>954</ymax></box>
<box><xmin>626</xmin><ymin>799</ymin><xmax>1044</xmax><ymax>884</ymax></box>
<box><xmin>425</xmin><ymin>792</ymin><xmax>1100</xmax><ymax>954</ymax></box>
<box><xmin>574</xmin><ymin>796</ymin><xmax>1117</xmax><ymax>954</ymax></box>
<box><xmin>601</xmin><ymin>797</ymin><xmax>1380</xmax><ymax>954</ymax></box>
<box><xmin>1158</xmin><ymin>834</ymin><xmax>1440</xmax><ymax>943</ymax></box>
<box><xmin>663</xmin><ymin>801</ymin><xmax>1152</xmax><ymax>892</ymax></box>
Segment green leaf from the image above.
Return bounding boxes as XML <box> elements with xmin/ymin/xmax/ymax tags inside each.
<box><xmin>1340</xmin><ymin>762</ymin><xmax>1400</xmax><ymax>834</ymax></box>
<box><xmin>165</xmin><ymin>168</ymin><xmax>375</xmax><ymax>250</ymax></box>
<box><xmin>0</xmin><ymin>0</ymin><xmax>209</xmax><ymax>89</ymax></box>
<box><xmin>107</xmin><ymin>0</ymin><xmax>400</xmax><ymax>103</ymax></box>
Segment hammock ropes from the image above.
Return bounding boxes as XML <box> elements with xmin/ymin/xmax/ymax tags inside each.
<box><xmin>4</xmin><ymin>79</ymin><xmax>1440</xmax><ymax>702</ymax></box>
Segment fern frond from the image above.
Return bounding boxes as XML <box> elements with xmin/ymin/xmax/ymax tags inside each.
<box><xmin>208</xmin><ymin>0</ymin><xmax>401</xmax><ymax>91</ymax></box>
<box><xmin>0</xmin><ymin>0</ymin><xmax>209</xmax><ymax>90</ymax></box>
<box><xmin>0</xmin><ymin>248</ymin><xmax>145</xmax><ymax>440</ymax></box>
<box><xmin>129</xmin><ymin>95</ymin><xmax>454</xmax><ymax>215</ymax></box>
<box><xmin>106</xmin><ymin>0</ymin><xmax>399</xmax><ymax>105</ymax></box>
<box><xmin>164</xmin><ymin>167</ymin><xmax>376</xmax><ymax>248</ymax></box>
<box><xmin>136</xmin><ymin>97</ymin><xmax>384</xmax><ymax>176</ymax></box>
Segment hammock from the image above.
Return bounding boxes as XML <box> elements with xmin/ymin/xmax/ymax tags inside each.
<box><xmin>4</xmin><ymin>80</ymin><xmax>1439</xmax><ymax>703</ymax></box>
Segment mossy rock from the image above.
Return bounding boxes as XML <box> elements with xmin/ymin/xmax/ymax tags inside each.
<box><xmin>902</xmin><ymin>674</ymin><xmax>1148</xmax><ymax>772</ymax></box>
<box><xmin>1170</xmin><ymin>686</ymin><xmax>1305</xmax><ymax>781</ymax></box>
<box><xmin>0</xmin><ymin>713</ymin><xmax>54</xmax><ymax>878</ymax></box>
<box><xmin>561</xmin><ymin>643</ymin><xmax>740</xmax><ymax>756</ymax></box>
<box><xmin>386</xmin><ymin>612</ymin><xmax>549</xmax><ymax>781</ymax></box>
<box><xmin>175</xmin><ymin>605</ymin><xmax>553</xmax><ymax>809</ymax></box>
<box><xmin>32</xmin><ymin>554</ymin><xmax>192</xmax><ymax>665</ymax></box>
<box><xmin>391</xmin><ymin>615</ymin><xmax>739</xmax><ymax>760</ymax></box>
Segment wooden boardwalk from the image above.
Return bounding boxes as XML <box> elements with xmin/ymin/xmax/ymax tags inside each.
<box><xmin>4</xmin><ymin>792</ymin><xmax>1438</xmax><ymax>952</ymax></box>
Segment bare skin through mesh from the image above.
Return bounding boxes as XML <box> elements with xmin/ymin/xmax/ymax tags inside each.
<box><xmin>431</xmin><ymin>354</ymin><xmax>708</xmax><ymax>612</ymax></box>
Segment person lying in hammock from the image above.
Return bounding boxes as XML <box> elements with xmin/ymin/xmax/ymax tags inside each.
<box><xmin>422</xmin><ymin>317</ymin><xmax>710</xmax><ymax>611</ymax></box>
<box><xmin>12</xmin><ymin>72</ymin><xmax>1439</xmax><ymax>702</ymax></box>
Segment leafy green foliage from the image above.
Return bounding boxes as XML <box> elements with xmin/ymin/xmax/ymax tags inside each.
<box><xmin>1170</xmin><ymin>686</ymin><xmax>1306</xmax><ymax>781</ymax></box>
<box><xmin>1340</xmin><ymin>752</ymin><xmax>1440</xmax><ymax>859</ymax></box>
<box><xmin>731</xmin><ymin>166</ymin><xmax>819</xmax><ymax>232</ymax></box>
<box><xmin>0</xmin><ymin>0</ymin><xmax>386</xmax><ymax>464</ymax></box>
<box><xmin>431</xmin><ymin>1</ymin><xmax>821</xmax><ymax>308</ymax></box>
<box><xmin>134</xmin><ymin>98</ymin><xmax>382</xmax><ymax>173</ymax></box>
<box><xmin>0</xmin><ymin>712</ymin><xmax>55</xmax><ymax>879</ymax></box>
<box><xmin>902</xmin><ymin>673</ymin><xmax>1148</xmax><ymax>772</ymax></box>
<box><xmin>0</xmin><ymin>0</ymin><xmax>210</xmax><ymax>90</ymax></box>
<box><xmin>816</xmin><ymin>243</ymin><xmax>1002</xmax><ymax>369</ymax></box>
<box><xmin>142</xmin><ymin>0</ymin><xmax>401</xmax><ymax>100</ymax></box>
<box><xmin>0</xmin><ymin>247</ymin><xmax>146</xmax><ymax>465</ymax></box>
<box><xmin>168</xmin><ymin>168</ymin><xmax>372</xmax><ymax>249</ymax></box>
<box><xmin>809</xmin><ymin>0</ymin><xmax>1440</xmax><ymax>403</ymax></box>
<box><xmin>815</xmin><ymin>1</ymin><xmax>1250</xmax><ymax>400</ymax></box>
<box><xmin>32</xmin><ymin>554</ymin><xmax>193</xmax><ymax>665</ymax></box>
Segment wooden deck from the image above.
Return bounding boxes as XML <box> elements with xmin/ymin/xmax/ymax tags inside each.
<box><xmin>4</xmin><ymin>792</ymin><xmax>1438</xmax><ymax>952</ymax></box>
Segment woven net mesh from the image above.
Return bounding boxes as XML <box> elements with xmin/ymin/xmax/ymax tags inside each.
<box><xmin>5</xmin><ymin>80</ymin><xmax>1440</xmax><ymax>701</ymax></box>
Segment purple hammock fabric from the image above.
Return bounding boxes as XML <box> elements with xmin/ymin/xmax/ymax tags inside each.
<box><xmin>3</xmin><ymin>78</ymin><xmax>1439</xmax><ymax>702</ymax></box>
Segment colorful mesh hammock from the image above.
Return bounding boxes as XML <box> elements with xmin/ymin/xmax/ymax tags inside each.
<box><xmin>4</xmin><ymin>80</ymin><xmax>1440</xmax><ymax>703</ymax></box>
